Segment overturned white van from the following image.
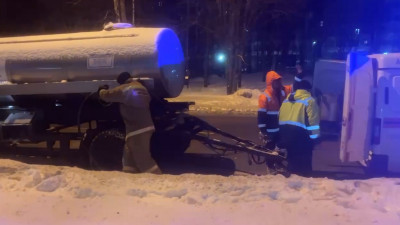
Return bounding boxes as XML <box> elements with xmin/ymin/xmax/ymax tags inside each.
<box><xmin>340</xmin><ymin>52</ymin><xmax>400</xmax><ymax>174</ymax></box>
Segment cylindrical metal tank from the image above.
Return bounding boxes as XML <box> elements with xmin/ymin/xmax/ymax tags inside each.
<box><xmin>0</xmin><ymin>28</ymin><xmax>184</xmax><ymax>98</ymax></box>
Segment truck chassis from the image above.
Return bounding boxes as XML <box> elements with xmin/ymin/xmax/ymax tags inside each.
<box><xmin>0</xmin><ymin>93</ymin><xmax>287</xmax><ymax>175</ymax></box>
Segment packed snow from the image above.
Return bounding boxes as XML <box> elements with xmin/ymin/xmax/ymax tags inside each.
<box><xmin>170</xmin><ymin>74</ymin><xmax>264</xmax><ymax>115</ymax></box>
<box><xmin>0</xmin><ymin>28</ymin><xmax>161</xmax><ymax>61</ymax></box>
<box><xmin>0</xmin><ymin>159</ymin><xmax>399</xmax><ymax>225</ymax></box>
<box><xmin>171</xmin><ymin>73</ymin><xmax>290</xmax><ymax>115</ymax></box>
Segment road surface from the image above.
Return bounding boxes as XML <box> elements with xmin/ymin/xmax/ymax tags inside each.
<box><xmin>0</xmin><ymin>112</ymin><xmax>365</xmax><ymax>178</ymax></box>
<box><xmin>187</xmin><ymin>113</ymin><xmax>365</xmax><ymax>178</ymax></box>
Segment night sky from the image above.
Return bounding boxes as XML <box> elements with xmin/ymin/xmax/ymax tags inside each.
<box><xmin>0</xmin><ymin>0</ymin><xmax>114</xmax><ymax>36</ymax></box>
<box><xmin>1</xmin><ymin>0</ymin><xmax>399</xmax><ymax>63</ymax></box>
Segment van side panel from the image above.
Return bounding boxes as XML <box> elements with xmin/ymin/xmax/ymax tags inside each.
<box><xmin>313</xmin><ymin>60</ymin><xmax>346</xmax><ymax>135</ymax></box>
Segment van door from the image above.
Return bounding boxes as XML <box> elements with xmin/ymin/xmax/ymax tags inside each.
<box><xmin>340</xmin><ymin>53</ymin><xmax>374</xmax><ymax>162</ymax></box>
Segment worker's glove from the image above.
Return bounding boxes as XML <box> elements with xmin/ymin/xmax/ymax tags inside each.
<box><xmin>259</xmin><ymin>132</ymin><xmax>275</xmax><ymax>150</ymax></box>
<box><xmin>97</xmin><ymin>85</ymin><xmax>109</xmax><ymax>93</ymax></box>
<box><xmin>264</xmin><ymin>140</ymin><xmax>276</xmax><ymax>150</ymax></box>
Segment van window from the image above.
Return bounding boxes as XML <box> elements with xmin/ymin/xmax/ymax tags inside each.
<box><xmin>390</xmin><ymin>76</ymin><xmax>400</xmax><ymax>112</ymax></box>
<box><xmin>393</xmin><ymin>76</ymin><xmax>400</xmax><ymax>95</ymax></box>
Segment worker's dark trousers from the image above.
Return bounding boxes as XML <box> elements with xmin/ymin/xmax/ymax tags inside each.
<box><xmin>265</xmin><ymin>132</ymin><xmax>279</xmax><ymax>150</ymax></box>
<box><xmin>278</xmin><ymin>125</ymin><xmax>314</xmax><ymax>177</ymax></box>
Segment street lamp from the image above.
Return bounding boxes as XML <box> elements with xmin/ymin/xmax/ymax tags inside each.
<box><xmin>215</xmin><ymin>52</ymin><xmax>226</xmax><ymax>63</ymax></box>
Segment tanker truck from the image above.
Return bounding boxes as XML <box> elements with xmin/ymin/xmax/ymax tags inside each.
<box><xmin>0</xmin><ymin>27</ymin><xmax>187</xmax><ymax>169</ymax></box>
<box><xmin>0</xmin><ymin>26</ymin><xmax>285</xmax><ymax>174</ymax></box>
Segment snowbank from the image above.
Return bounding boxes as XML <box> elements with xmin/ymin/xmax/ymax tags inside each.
<box><xmin>0</xmin><ymin>159</ymin><xmax>399</xmax><ymax>225</ymax></box>
<box><xmin>171</xmin><ymin>73</ymin><xmax>286</xmax><ymax>115</ymax></box>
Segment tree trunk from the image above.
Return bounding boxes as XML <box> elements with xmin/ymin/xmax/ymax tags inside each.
<box><xmin>226</xmin><ymin>27</ymin><xmax>236</xmax><ymax>94</ymax></box>
<box><xmin>226</xmin><ymin>51</ymin><xmax>234</xmax><ymax>94</ymax></box>
<box><xmin>237</xmin><ymin>23</ymin><xmax>246</xmax><ymax>89</ymax></box>
<box><xmin>237</xmin><ymin>48</ymin><xmax>243</xmax><ymax>88</ymax></box>
<box><xmin>113</xmin><ymin>0</ymin><xmax>121</xmax><ymax>22</ymax></box>
<box><xmin>225</xmin><ymin>2</ymin><xmax>240</xmax><ymax>95</ymax></box>
<box><xmin>114</xmin><ymin>0</ymin><xmax>127</xmax><ymax>22</ymax></box>
<box><xmin>0</xmin><ymin>0</ymin><xmax>6</xmax><ymax>32</ymax></box>
<box><xmin>226</xmin><ymin>42</ymin><xmax>242</xmax><ymax>94</ymax></box>
<box><xmin>203</xmin><ymin>33</ymin><xmax>210</xmax><ymax>87</ymax></box>
<box><xmin>120</xmin><ymin>0</ymin><xmax>128</xmax><ymax>22</ymax></box>
<box><xmin>132</xmin><ymin>0</ymin><xmax>135</xmax><ymax>25</ymax></box>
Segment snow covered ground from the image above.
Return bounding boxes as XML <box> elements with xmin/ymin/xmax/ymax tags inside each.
<box><xmin>171</xmin><ymin>72</ymin><xmax>292</xmax><ymax>115</ymax></box>
<box><xmin>0</xmin><ymin>159</ymin><xmax>399</xmax><ymax>225</ymax></box>
<box><xmin>170</xmin><ymin>73</ymin><xmax>265</xmax><ymax>115</ymax></box>
<box><xmin>0</xmin><ymin>73</ymin><xmax>399</xmax><ymax>224</ymax></box>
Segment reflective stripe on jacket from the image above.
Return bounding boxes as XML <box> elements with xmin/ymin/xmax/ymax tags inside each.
<box><xmin>279</xmin><ymin>89</ymin><xmax>320</xmax><ymax>139</ymax></box>
<box><xmin>258</xmin><ymin>71</ymin><xmax>292</xmax><ymax>135</ymax></box>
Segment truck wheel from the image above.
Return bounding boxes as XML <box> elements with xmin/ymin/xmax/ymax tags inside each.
<box><xmin>88</xmin><ymin>129</ymin><xmax>125</xmax><ymax>171</ymax></box>
<box><xmin>365</xmin><ymin>154</ymin><xmax>389</xmax><ymax>177</ymax></box>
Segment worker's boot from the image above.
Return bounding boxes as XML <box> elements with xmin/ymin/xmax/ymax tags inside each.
<box><xmin>122</xmin><ymin>165</ymin><xmax>140</xmax><ymax>173</ymax></box>
<box><xmin>144</xmin><ymin>165</ymin><xmax>162</xmax><ymax>174</ymax></box>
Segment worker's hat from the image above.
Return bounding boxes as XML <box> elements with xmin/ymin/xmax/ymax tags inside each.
<box><xmin>117</xmin><ymin>72</ymin><xmax>132</xmax><ymax>84</ymax></box>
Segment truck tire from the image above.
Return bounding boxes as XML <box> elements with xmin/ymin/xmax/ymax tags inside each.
<box><xmin>88</xmin><ymin>129</ymin><xmax>125</xmax><ymax>171</ymax></box>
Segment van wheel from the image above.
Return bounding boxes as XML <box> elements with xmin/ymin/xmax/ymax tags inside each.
<box><xmin>365</xmin><ymin>154</ymin><xmax>389</xmax><ymax>177</ymax></box>
<box><xmin>88</xmin><ymin>129</ymin><xmax>125</xmax><ymax>171</ymax></box>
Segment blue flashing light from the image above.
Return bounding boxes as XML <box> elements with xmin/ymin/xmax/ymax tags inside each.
<box><xmin>156</xmin><ymin>29</ymin><xmax>184</xmax><ymax>68</ymax></box>
<box><xmin>349</xmin><ymin>51</ymin><xmax>369</xmax><ymax>75</ymax></box>
<box><xmin>113</xmin><ymin>23</ymin><xmax>133</xmax><ymax>29</ymax></box>
<box><xmin>383</xmin><ymin>52</ymin><xmax>389</xmax><ymax>55</ymax></box>
<box><xmin>216</xmin><ymin>53</ymin><xmax>226</xmax><ymax>63</ymax></box>
<box><xmin>312</xmin><ymin>41</ymin><xmax>317</xmax><ymax>46</ymax></box>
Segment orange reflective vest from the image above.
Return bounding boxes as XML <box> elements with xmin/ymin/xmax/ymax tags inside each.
<box><xmin>258</xmin><ymin>71</ymin><xmax>292</xmax><ymax>135</ymax></box>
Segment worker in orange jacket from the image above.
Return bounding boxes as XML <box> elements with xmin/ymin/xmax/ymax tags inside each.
<box><xmin>258</xmin><ymin>71</ymin><xmax>292</xmax><ymax>150</ymax></box>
